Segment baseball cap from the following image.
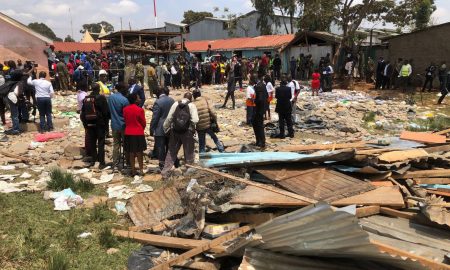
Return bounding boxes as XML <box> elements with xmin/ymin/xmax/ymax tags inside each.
<box><xmin>99</xmin><ymin>69</ymin><xmax>107</xmax><ymax>75</ymax></box>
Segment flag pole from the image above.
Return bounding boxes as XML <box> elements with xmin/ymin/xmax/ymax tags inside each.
<box><xmin>153</xmin><ymin>0</ymin><xmax>158</xmax><ymax>27</ymax></box>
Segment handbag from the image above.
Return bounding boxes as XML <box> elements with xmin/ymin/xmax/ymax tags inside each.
<box><xmin>205</xmin><ymin>98</ymin><xmax>220</xmax><ymax>133</ymax></box>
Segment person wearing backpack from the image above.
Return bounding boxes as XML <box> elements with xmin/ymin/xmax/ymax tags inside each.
<box><xmin>193</xmin><ymin>89</ymin><xmax>224</xmax><ymax>153</ymax></box>
<box><xmin>80</xmin><ymin>83</ymin><xmax>110</xmax><ymax>168</ymax></box>
<box><xmin>161</xmin><ymin>92</ymin><xmax>199</xmax><ymax>178</ymax></box>
<box><xmin>3</xmin><ymin>71</ymin><xmax>24</xmax><ymax>135</ymax></box>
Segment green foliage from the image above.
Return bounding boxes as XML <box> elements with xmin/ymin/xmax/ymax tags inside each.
<box><xmin>46</xmin><ymin>252</ymin><xmax>69</xmax><ymax>270</ymax></box>
<box><xmin>47</xmin><ymin>168</ymin><xmax>94</xmax><ymax>193</ymax></box>
<box><xmin>99</xmin><ymin>226</ymin><xmax>118</xmax><ymax>249</ymax></box>
<box><xmin>408</xmin><ymin>116</ymin><xmax>450</xmax><ymax>132</ymax></box>
<box><xmin>28</xmin><ymin>22</ymin><xmax>61</xmax><ymax>41</ymax></box>
<box><xmin>81</xmin><ymin>21</ymin><xmax>114</xmax><ymax>34</ymax></box>
<box><xmin>363</xmin><ymin>111</ymin><xmax>376</xmax><ymax>123</ymax></box>
<box><xmin>252</xmin><ymin>0</ymin><xmax>275</xmax><ymax>35</ymax></box>
<box><xmin>415</xmin><ymin>0</ymin><xmax>436</xmax><ymax>30</ymax></box>
<box><xmin>181</xmin><ymin>10</ymin><xmax>214</xmax><ymax>25</ymax></box>
<box><xmin>64</xmin><ymin>35</ymin><xmax>75</xmax><ymax>42</ymax></box>
<box><xmin>91</xmin><ymin>203</ymin><xmax>114</xmax><ymax>223</ymax></box>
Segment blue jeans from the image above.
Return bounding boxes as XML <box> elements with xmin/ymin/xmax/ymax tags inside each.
<box><xmin>8</xmin><ymin>100</ymin><xmax>20</xmax><ymax>132</ymax></box>
<box><xmin>198</xmin><ymin>128</ymin><xmax>224</xmax><ymax>153</ymax></box>
<box><xmin>246</xmin><ymin>106</ymin><xmax>254</xmax><ymax>125</ymax></box>
<box><xmin>36</xmin><ymin>97</ymin><xmax>53</xmax><ymax>131</ymax></box>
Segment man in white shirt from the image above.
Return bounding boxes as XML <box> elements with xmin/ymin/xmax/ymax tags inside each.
<box><xmin>27</xmin><ymin>69</ymin><xmax>54</xmax><ymax>133</ymax></box>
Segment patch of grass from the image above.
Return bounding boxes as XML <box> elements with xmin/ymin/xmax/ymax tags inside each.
<box><xmin>91</xmin><ymin>203</ymin><xmax>114</xmax><ymax>223</ymax></box>
<box><xmin>47</xmin><ymin>168</ymin><xmax>76</xmax><ymax>191</ymax></box>
<box><xmin>99</xmin><ymin>226</ymin><xmax>118</xmax><ymax>249</ymax></box>
<box><xmin>64</xmin><ymin>224</ymin><xmax>80</xmax><ymax>249</ymax></box>
<box><xmin>407</xmin><ymin>116</ymin><xmax>450</xmax><ymax>132</ymax></box>
<box><xmin>46</xmin><ymin>252</ymin><xmax>69</xmax><ymax>270</ymax></box>
<box><xmin>362</xmin><ymin>111</ymin><xmax>376</xmax><ymax>123</ymax></box>
<box><xmin>0</xmin><ymin>193</ymin><xmax>140</xmax><ymax>269</ymax></box>
<box><xmin>47</xmin><ymin>168</ymin><xmax>95</xmax><ymax>193</ymax></box>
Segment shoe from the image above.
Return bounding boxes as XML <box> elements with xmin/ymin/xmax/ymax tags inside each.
<box><xmin>288</xmin><ymin>133</ymin><xmax>295</xmax><ymax>138</ymax></box>
<box><xmin>4</xmin><ymin>130</ymin><xmax>20</xmax><ymax>135</ymax></box>
<box><xmin>271</xmin><ymin>134</ymin><xmax>285</xmax><ymax>139</ymax></box>
<box><xmin>98</xmin><ymin>163</ymin><xmax>107</xmax><ymax>170</ymax></box>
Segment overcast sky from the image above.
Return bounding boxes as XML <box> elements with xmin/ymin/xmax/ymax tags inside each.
<box><xmin>2</xmin><ymin>0</ymin><xmax>450</xmax><ymax>41</ymax></box>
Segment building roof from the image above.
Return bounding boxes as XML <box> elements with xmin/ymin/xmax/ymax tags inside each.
<box><xmin>0</xmin><ymin>12</ymin><xmax>53</xmax><ymax>44</ymax></box>
<box><xmin>53</xmin><ymin>42</ymin><xmax>103</xmax><ymax>53</ymax></box>
<box><xmin>184</xmin><ymin>34</ymin><xmax>295</xmax><ymax>52</ymax></box>
<box><xmin>81</xmin><ymin>30</ymin><xmax>96</xmax><ymax>43</ymax></box>
<box><xmin>380</xmin><ymin>22</ymin><xmax>450</xmax><ymax>41</ymax></box>
<box><xmin>165</xmin><ymin>21</ymin><xmax>187</xmax><ymax>27</ymax></box>
<box><xmin>280</xmin><ymin>31</ymin><xmax>342</xmax><ymax>52</ymax></box>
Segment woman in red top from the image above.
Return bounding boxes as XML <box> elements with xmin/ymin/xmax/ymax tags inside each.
<box><xmin>311</xmin><ymin>68</ymin><xmax>321</xmax><ymax>96</ymax></box>
<box><xmin>123</xmin><ymin>93</ymin><xmax>147</xmax><ymax>176</ymax></box>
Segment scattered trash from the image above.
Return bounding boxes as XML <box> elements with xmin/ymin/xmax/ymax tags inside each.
<box><xmin>115</xmin><ymin>201</ymin><xmax>127</xmax><ymax>215</ymax></box>
<box><xmin>50</xmin><ymin>188</ymin><xmax>83</xmax><ymax>211</ymax></box>
<box><xmin>34</xmin><ymin>132</ymin><xmax>66</xmax><ymax>142</ymax></box>
<box><xmin>77</xmin><ymin>232</ymin><xmax>92</xmax><ymax>238</ymax></box>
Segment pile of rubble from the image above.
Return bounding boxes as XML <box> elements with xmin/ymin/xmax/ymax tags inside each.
<box><xmin>112</xmin><ymin>129</ymin><xmax>450</xmax><ymax>270</ymax></box>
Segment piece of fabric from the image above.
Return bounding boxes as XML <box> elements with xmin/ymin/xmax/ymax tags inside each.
<box><xmin>34</xmin><ymin>132</ymin><xmax>65</xmax><ymax>142</ymax></box>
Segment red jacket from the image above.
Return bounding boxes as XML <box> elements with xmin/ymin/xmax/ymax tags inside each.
<box><xmin>123</xmin><ymin>104</ymin><xmax>146</xmax><ymax>136</ymax></box>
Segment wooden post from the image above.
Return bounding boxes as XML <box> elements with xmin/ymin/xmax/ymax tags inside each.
<box><xmin>120</xmin><ymin>33</ymin><xmax>125</xmax><ymax>60</ymax></box>
<box><xmin>139</xmin><ymin>34</ymin><xmax>142</xmax><ymax>60</ymax></box>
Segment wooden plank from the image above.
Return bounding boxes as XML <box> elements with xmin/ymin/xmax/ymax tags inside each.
<box><xmin>174</xmin><ymin>261</ymin><xmax>219</xmax><ymax>270</ymax></box>
<box><xmin>332</xmin><ymin>186</ymin><xmax>405</xmax><ymax>208</ymax></box>
<box><xmin>151</xmin><ymin>226</ymin><xmax>253</xmax><ymax>270</ymax></box>
<box><xmin>378</xmin><ymin>149</ymin><xmax>429</xmax><ymax>163</ymax></box>
<box><xmin>394</xmin><ymin>169</ymin><xmax>450</xmax><ymax>179</ymax></box>
<box><xmin>370</xmin><ymin>181</ymin><xmax>394</xmax><ymax>187</ymax></box>
<box><xmin>400</xmin><ymin>130</ymin><xmax>446</xmax><ymax>144</ymax></box>
<box><xmin>278</xmin><ymin>141</ymin><xmax>367</xmax><ymax>152</ymax></box>
<box><xmin>434</xmin><ymin>128</ymin><xmax>450</xmax><ymax>135</ymax></box>
<box><xmin>424</xmin><ymin>144</ymin><xmax>450</xmax><ymax>153</ymax></box>
<box><xmin>231</xmin><ymin>186</ymin><xmax>308</xmax><ymax>206</ymax></box>
<box><xmin>356</xmin><ymin>206</ymin><xmax>380</xmax><ymax>218</ymax></box>
<box><xmin>379</xmin><ymin>207</ymin><xmax>417</xmax><ymax>220</ymax></box>
<box><xmin>370</xmin><ymin>239</ymin><xmax>450</xmax><ymax>270</ymax></box>
<box><xmin>426</xmin><ymin>189</ymin><xmax>450</xmax><ymax>198</ymax></box>
<box><xmin>187</xmin><ymin>165</ymin><xmax>317</xmax><ymax>204</ymax></box>
<box><xmin>112</xmin><ymin>229</ymin><xmax>225</xmax><ymax>253</ymax></box>
<box><xmin>414</xmin><ymin>178</ymin><xmax>450</xmax><ymax>184</ymax></box>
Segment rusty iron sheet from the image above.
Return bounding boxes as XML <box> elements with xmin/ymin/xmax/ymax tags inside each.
<box><xmin>265</xmin><ymin>168</ymin><xmax>375</xmax><ymax>202</ymax></box>
<box><xmin>126</xmin><ymin>187</ymin><xmax>184</xmax><ymax>227</ymax></box>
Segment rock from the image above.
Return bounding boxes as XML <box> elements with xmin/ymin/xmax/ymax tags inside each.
<box><xmin>107</xmin><ymin>248</ymin><xmax>119</xmax><ymax>255</ymax></box>
<box><xmin>64</xmin><ymin>145</ymin><xmax>84</xmax><ymax>157</ymax></box>
<box><xmin>72</xmin><ymin>160</ymin><xmax>88</xmax><ymax>169</ymax></box>
<box><xmin>142</xmin><ymin>174</ymin><xmax>162</xmax><ymax>182</ymax></box>
<box><xmin>10</xmin><ymin>142</ymin><xmax>29</xmax><ymax>155</ymax></box>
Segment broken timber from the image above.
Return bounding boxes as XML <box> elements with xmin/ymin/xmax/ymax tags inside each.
<box><xmin>400</xmin><ymin>131</ymin><xmax>446</xmax><ymax>144</ymax></box>
<box><xmin>186</xmin><ymin>165</ymin><xmax>317</xmax><ymax>204</ymax></box>
<box><xmin>150</xmin><ymin>226</ymin><xmax>253</xmax><ymax>270</ymax></box>
<box><xmin>394</xmin><ymin>169</ymin><xmax>450</xmax><ymax>179</ymax></box>
<box><xmin>112</xmin><ymin>229</ymin><xmax>225</xmax><ymax>253</ymax></box>
<box><xmin>278</xmin><ymin>141</ymin><xmax>367</xmax><ymax>152</ymax></box>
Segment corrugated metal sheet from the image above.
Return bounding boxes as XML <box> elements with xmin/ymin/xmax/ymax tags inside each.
<box><xmin>199</xmin><ymin>149</ymin><xmax>355</xmax><ymax>168</ymax></box>
<box><xmin>184</xmin><ymin>34</ymin><xmax>295</xmax><ymax>52</ymax></box>
<box><xmin>239</xmin><ymin>248</ymin><xmax>396</xmax><ymax>270</ymax></box>
<box><xmin>53</xmin><ymin>42</ymin><xmax>103</xmax><ymax>53</ymax></box>
<box><xmin>273</xmin><ymin>168</ymin><xmax>375</xmax><ymax>202</ymax></box>
<box><xmin>251</xmin><ymin>202</ymin><xmax>435</xmax><ymax>270</ymax></box>
<box><xmin>126</xmin><ymin>187</ymin><xmax>184</xmax><ymax>227</ymax></box>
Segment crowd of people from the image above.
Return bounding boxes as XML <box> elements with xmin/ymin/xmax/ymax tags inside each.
<box><xmin>369</xmin><ymin>57</ymin><xmax>450</xmax><ymax>104</ymax></box>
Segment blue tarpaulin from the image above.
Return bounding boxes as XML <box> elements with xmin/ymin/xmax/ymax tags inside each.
<box><xmin>199</xmin><ymin>149</ymin><xmax>355</xmax><ymax>168</ymax></box>
<box><xmin>419</xmin><ymin>184</ymin><xmax>450</xmax><ymax>190</ymax></box>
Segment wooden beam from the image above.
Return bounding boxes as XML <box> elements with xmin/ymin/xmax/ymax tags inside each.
<box><xmin>379</xmin><ymin>207</ymin><xmax>417</xmax><ymax>220</ymax></box>
<box><xmin>356</xmin><ymin>206</ymin><xmax>380</xmax><ymax>218</ymax></box>
<box><xmin>434</xmin><ymin>128</ymin><xmax>450</xmax><ymax>135</ymax></box>
<box><xmin>112</xmin><ymin>229</ymin><xmax>225</xmax><ymax>254</ymax></box>
<box><xmin>426</xmin><ymin>189</ymin><xmax>450</xmax><ymax>198</ymax></box>
<box><xmin>370</xmin><ymin>239</ymin><xmax>450</xmax><ymax>270</ymax></box>
<box><xmin>278</xmin><ymin>142</ymin><xmax>367</xmax><ymax>152</ymax></box>
<box><xmin>414</xmin><ymin>178</ymin><xmax>450</xmax><ymax>185</ymax></box>
<box><xmin>150</xmin><ymin>226</ymin><xmax>253</xmax><ymax>270</ymax></box>
<box><xmin>394</xmin><ymin>169</ymin><xmax>450</xmax><ymax>179</ymax></box>
<box><xmin>186</xmin><ymin>165</ymin><xmax>317</xmax><ymax>204</ymax></box>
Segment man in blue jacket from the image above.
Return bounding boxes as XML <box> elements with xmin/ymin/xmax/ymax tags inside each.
<box><xmin>128</xmin><ymin>78</ymin><xmax>145</xmax><ymax>107</ymax></box>
<box><xmin>108</xmin><ymin>82</ymin><xmax>129</xmax><ymax>168</ymax></box>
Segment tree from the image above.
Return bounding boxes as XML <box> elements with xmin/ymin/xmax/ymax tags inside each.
<box><xmin>64</xmin><ymin>35</ymin><xmax>75</xmax><ymax>42</ymax></box>
<box><xmin>252</xmin><ymin>0</ymin><xmax>275</xmax><ymax>35</ymax></box>
<box><xmin>181</xmin><ymin>10</ymin><xmax>214</xmax><ymax>25</ymax></box>
<box><xmin>252</xmin><ymin>0</ymin><xmax>301</xmax><ymax>34</ymax></box>
<box><xmin>80</xmin><ymin>21</ymin><xmax>114</xmax><ymax>34</ymax></box>
<box><xmin>300</xmin><ymin>0</ymin><xmax>339</xmax><ymax>31</ymax></box>
<box><xmin>415</xmin><ymin>0</ymin><xmax>436</xmax><ymax>30</ymax></box>
<box><xmin>28</xmin><ymin>22</ymin><xmax>62</xmax><ymax>41</ymax></box>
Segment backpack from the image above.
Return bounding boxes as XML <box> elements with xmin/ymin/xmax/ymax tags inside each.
<box><xmin>172</xmin><ymin>101</ymin><xmax>191</xmax><ymax>133</ymax></box>
<box><xmin>83</xmin><ymin>97</ymin><xmax>97</xmax><ymax>121</ymax></box>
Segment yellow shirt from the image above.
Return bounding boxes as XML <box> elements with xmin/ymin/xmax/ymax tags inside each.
<box><xmin>220</xmin><ymin>63</ymin><xmax>225</xmax><ymax>74</ymax></box>
<box><xmin>2</xmin><ymin>66</ymin><xmax>10</xmax><ymax>72</ymax></box>
<box><xmin>97</xmin><ymin>81</ymin><xmax>110</xmax><ymax>95</ymax></box>
<box><xmin>147</xmin><ymin>66</ymin><xmax>156</xmax><ymax>79</ymax></box>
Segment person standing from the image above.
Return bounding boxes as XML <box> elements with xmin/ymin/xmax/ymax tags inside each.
<box><xmin>4</xmin><ymin>71</ymin><xmax>24</xmax><ymax>135</ymax></box>
<box><xmin>108</xmin><ymin>82</ymin><xmax>130</xmax><ymax>169</ymax></box>
<box><xmin>235</xmin><ymin>58</ymin><xmax>243</xmax><ymax>90</ymax></box>
<box><xmin>80</xmin><ymin>83</ymin><xmax>110</xmax><ymax>168</ymax></box>
<box><xmin>162</xmin><ymin>92</ymin><xmax>199</xmax><ymax>178</ymax></box>
<box><xmin>128</xmin><ymin>78</ymin><xmax>145</xmax><ymax>107</ymax></box>
<box><xmin>211</xmin><ymin>60</ymin><xmax>217</xmax><ymax>85</ymax></box>
<box><xmin>135</xmin><ymin>60</ymin><xmax>145</xmax><ymax>87</ymax></box>
<box><xmin>382</xmin><ymin>61</ymin><xmax>393</xmax><ymax>90</ymax></box>
<box><xmin>27</xmin><ymin>70</ymin><xmax>54</xmax><ymax>133</ymax></box>
<box><xmin>252</xmin><ymin>73</ymin><xmax>268</xmax><ymax>148</ymax></box>
<box><xmin>219</xmin><ymin>60</ymin><xmax>226</xmax><ymax>84</ymax></box>
<box><xmin>289</xmin><ymin>56</ymin><xmax>297</xmax><ymax>81</ymax></box>
<box><xmin>150</xmin><ymin>87</ymin><xmax>175</xmax><ymax>170</ymax></box>
<box><xmin>438</xmin><ymin>62</ymin><xmax>448</xmax><ymax>94</ymax></box>
<box><xmin>221</xmin><ymin>57</ymin><xmax>237</xmax><ymax>109</ymax></box>
<box><xmin>422</xmin><ymin>62</ymin><xmax>437</xmax><ymax>92</ymax></box>
<box><xmin>375</xmin><ymin>57</ymin><xmax>385</xmax><ymax>89</ymax></box>
<box><xmin>97</xmin><ymin>69</ymin><xmax>111</xmax><ymax>96</ymax></box>
<box><xmin>147</xmin><ymin>63</ymin><xmax>158</xmax><ymax>98</ymax></box>
<box><xmin>123</xmin><ymin>93</ymin><xmax>147</xmax><ymax>176</ymax></box>
<box><xmin>273</xmin><ymin>54</ymin><xmax>282</xmax><ymax>81</ymax></box>
<box><xmin>56</xmin><ymin>59</ymin><xmax>70</xmax><ymax>94</ymax></box>
<box><xmin>399</xmin><ymin>60</ymin><xmax>412</xmax><ymax>92</ymax></box>
<box><xmin>274</xmin><ymin>74</ymin><xmax>294</xmax><ymax>139</ymax></box>
<box><xmin>246</xmin><ymin>75</ymin><xmax>257</xmax><ymax>125</ymax></box>
<box><xmin>264</xmin><ymin>75</ymin><xmax>274</xmax><ymax>120</ymax></box>
<box><xmin>193</xmin><ymin>89</ymin><xmax>224</xmax><ymax>153</ymax></box>
<box><xmin>366</xmin><ymin>57</ymin><xmax>375</xmax><ymax>83</ymax></box>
